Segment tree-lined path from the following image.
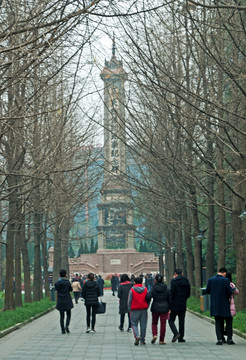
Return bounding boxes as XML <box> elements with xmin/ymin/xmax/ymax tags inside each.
<box><xmin>0</xmin><ymin>290</ymin><xmax>245</xmax><ymax>360</ymax></box>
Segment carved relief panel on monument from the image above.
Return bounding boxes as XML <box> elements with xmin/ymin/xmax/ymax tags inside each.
<box><xmin>106</xmin><ymin>229</ymin><xmax>126</xmax><ymax>249</ymax></box>
<box><xmin>105</xmin><ymin>207</ymin><xmax>126</xmax><ymax>225</ymax></box>
<box><xmin>108</xmin><ymin>86</ymin><xmax>121</xmax><ymax>175</ymax></box>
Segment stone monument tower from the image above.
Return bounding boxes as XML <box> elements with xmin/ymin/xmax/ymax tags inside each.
<box><xmin>97</xmin><ymin>39</ymin><xmax>136</xmax><ymax>252</ymax></box>
<box><xmin>49</xmin><ymin>41</ymin><xmax>159</xmax><ymax>277</ymax></box>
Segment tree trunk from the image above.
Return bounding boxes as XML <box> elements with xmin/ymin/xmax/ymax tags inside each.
<box><xmin>182</xmin><ymin>206</ymin><xmax>195</xmax><ymax>291</ymax></box>
<box><xmin>217</xmin><ymin>172</ymin><xmax>226</xmax><ymax>269</ymax></box>
<box><xmin>5</xmin><ymin>193</ymin><xmax>16</xmax><ymax>310</ymax></box>
<box><xmin>61</xmin><ymin>219</ymin><xmax>70</xmax><ymax>276</ymax></box>
<box><xmin>21</xmin><ymin>221</ymin><xmax>32</xmax><ymax>303</ymax></box>
<box><xmin>176</xmin><ymin>226</ymin><xmax>185</xmax><ymax>275</ymax></box>
<box><xmin>217</xmin><ymin>65</ymin><xmax>226</xmax><ymax>269</ymax></box>
<box><xmin>53</xmin><ymin>220</ymin><xmax>62</xmax><ymax>285</ymax></box>
<box><xmin>42</xmin><ymin>217</ymin><xmax>50</xmax><ymax>298</ymax></box>
<box><xmin>190</xmin><ymin>188</ymin><xmax>201</xmax><ymax>293</ymax></box>
<box><xmin>0</xmin><ymin>203</ymin><xmax>4</xmax><ymax>292</ymax></box>
<box><xmin>165</xmin><ymin>246</ymin><xmax>173</xmax><ymax>287</ymax></box>
<box><xmin>15</xmin><ymin>218</ymin><xmax>23</xmax><ymax>307</ymax></box>
<box><xmin>0</xmin><ymin>243</ymin><xmax>3</xmax><ymax>292</ymax></box>
<box><xmin>33</xmin><ymin>211</ymin><xmax>42</xmax><ymax>301</ymax></box>
<box><xmin>232</xmin><ymin>195</ymin><xmax>246</xmax><ymax>311</ymax></box>
<box><xmin>206</xmin><ymin>197</ymin><xmax>215</xmax><ymax>281</ymax></box>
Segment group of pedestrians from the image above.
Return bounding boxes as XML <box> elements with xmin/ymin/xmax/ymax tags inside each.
<box><xmin>55</xmin><ymin>267</ymin><xmax>239</xmax><ymax>347</ymax></box>
<box><xmin>118</xmin><ymin>269</ymin><xmax>190</xmax><ymax>345</ymax></box>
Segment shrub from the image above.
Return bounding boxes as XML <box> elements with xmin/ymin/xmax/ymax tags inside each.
<box><xmin>0</xmin><ymin>297</ymin><xmax>55</xmax><ymax>332</ymax></box>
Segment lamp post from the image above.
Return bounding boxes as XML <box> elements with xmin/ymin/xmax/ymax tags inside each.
<box><xmin>156</xmin><ymin>245</ymin><xmax>165</xmax><ymax>276</ymax></box>
<box><xmin>171</xmin><ymin>245</ymin><xmax>176</xmax><ymax>271</ymax></box>
<box><xmin>239</xmin><ymin>205</ymin><xmax>246</xmax><ymax>220</ymax></box>
<box><xmin>196</xmin><ymin>230</ymin><xmax>205</xmax><ymax>288</ymax></box>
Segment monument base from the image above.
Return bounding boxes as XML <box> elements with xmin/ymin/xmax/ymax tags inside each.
<box><xmin>48</xmin><ymin>247</ymin><xmax>159</xmax><ymax>278</ymax></box>
<box><xmin>68</xmin><ymin>249</ymin><xmax>159</xmax><ymax>277</ymax></box>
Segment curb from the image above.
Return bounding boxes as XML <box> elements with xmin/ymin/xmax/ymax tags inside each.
<box><xmin>187</xmin><ymin>309</ymin><xmax>246</xmax><ymax>340</ymax></box>
<box><xmin>0</xmin><ymin>305</ymin><xmax>56</xmax><ymax>339</ymax></box>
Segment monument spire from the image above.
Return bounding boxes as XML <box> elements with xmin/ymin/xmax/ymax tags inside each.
<box><xmin>112</xmin><ymin>33</ymin><xmax>116</xmax><ymax>57</ymax></box>
<box><xmin>98</xmin><ymin>43</ymin><xmax>135</xmax><ymax>251</ymax></box>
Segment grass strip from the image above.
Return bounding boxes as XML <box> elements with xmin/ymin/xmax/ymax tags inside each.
<box><xmin>0</xmin><ymin>296</ymin><xmax>55</xmax><ymax>332</ymax></box>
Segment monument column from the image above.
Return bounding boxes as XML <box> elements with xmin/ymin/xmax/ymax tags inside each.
<box><xmin>97</xmin><ymin>39</ymin><xmax>135</xmax><ymax>251</ymax></box>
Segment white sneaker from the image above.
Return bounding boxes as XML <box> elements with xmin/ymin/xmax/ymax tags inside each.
<box><xmin>90</xmin><ymin>329</ymin><xmax>96</xmax><ymax>333</ymax></box>
<box><xmin>86</xmin><ymin>328</ymin><xmax>90</xmax><ymax>333</ymax></box>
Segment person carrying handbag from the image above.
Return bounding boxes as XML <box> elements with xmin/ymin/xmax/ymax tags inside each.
<box><xmin>82</xmin><ymin>273</ymin><xmax>100</xmax><ymax>334</ymax></box>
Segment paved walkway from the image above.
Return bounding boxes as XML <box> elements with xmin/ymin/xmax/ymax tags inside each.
<box><xmin>0</xmin><ymin>290</ymin><xmax>245</xmax><ymax>360</ymax></box>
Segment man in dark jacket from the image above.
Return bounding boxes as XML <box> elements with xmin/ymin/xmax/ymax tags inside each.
<box><xmin>55</xmin><ymin>269</ymin><xmax>74</xmax><ymax>334</ymax></box>
<box><xmin>168</xmin><ymin>268</ymin><xmax>190</xmax><ymax>343</ymax></box>
<box><xmin>118</xmin><ymin>274</ymin><xmax>132</xmax><ymax>331</ymax></box>
<box><xmin>96</xmin><ymin>275</ymin><xmax>104</xmax><ymax>296</ymax></box>
<box><xmin>206</xmin><ymin>267</ymin><xmax>233</xmax><ymax>345</ymax></box>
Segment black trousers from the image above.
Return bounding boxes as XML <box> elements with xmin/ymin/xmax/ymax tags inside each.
<box><xmin>86</xmin><ymin>304</ymin><xmax>97</xmax><ymax>330</ymax></box>
<box><xmin>59</xmin><ymin>309</ymin><xmax>71</xmax><ymax>330</ymax></box>
<box><xmin>215</xmin><ymin>316</ymin><xmax>232</xmax><ymax>341</ymax></box>
<box><xmin>168</xmin><ymin>310</ymin><xmax>186</xmax><ymax>339</ymax></box>
<box><xmin>74</xmin><ymin>292</ymin><xmax>80</xmax><ymax>303</ymax></box>
<box><xmin>120</xmin><ymin>313</ymin><xmax>131</xmax><ymax>329</ymax></box>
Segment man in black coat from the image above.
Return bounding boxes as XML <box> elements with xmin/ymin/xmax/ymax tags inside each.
<box><xmin>55</xmin><ymin>269</ymin><xmax>74</xmax><ymax>334</ymax></box>
<box><xmin>168</xmin><ymin>268</ymin><xmax>190</xmax><ymax>343</ymax></box>
<box><xmin>206</xmin><ymin>267</ymin><xmax>233</xmax><ymax>345</ymax></box>
<box><xmin>118</xmin><ymin>274</ymin><xmax>132</xmax><ymax>331</ymax></box>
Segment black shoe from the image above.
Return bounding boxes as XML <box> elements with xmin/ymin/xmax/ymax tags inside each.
<box><xmin>135</xmin><ymin>337</ymin><xmax>140</xmax><ymax>345</ymax></box>
<box><xmin>65</xmin><ymin>326</ymin><xmax>70</xmax><ymax>333</ymax></box>
<box><xmin>127</xmin><ymin>328</ymin><xmax>132</xmax><ymax>332</ymax></box>
<box><xmin>227</xmin><ymin>339</ymin><xmax>235</xmax><ymax>345</ymax></box>
<box><xmin>118</xmin><ymin>326</ymin><xmax>124</xmax><ymax>331</ymax></box>
<box><xmin>61</xmin><ymin>329</ymin><xmax>66</xmax><ymax>334</ymax></box>
<box><xmin>216</xmin><ymin>340</ymin><xmax>223</xmax><ymax>345</ymax></box>
<box><xmin>178</xmin><ymin>339</ymin><xmax>186</xmax><ymax>343</ymax></box>
<box><xmin>151</xmin><ymin>335</ymin><xmax>157</xmax><ymax>344</ymax></box>
<box><xmin>172</xmin><ymin>334</ymin><xmax>180</xmax><ymax>342</ymax></box>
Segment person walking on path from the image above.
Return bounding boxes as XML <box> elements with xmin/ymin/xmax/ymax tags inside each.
<box><xmin>111</xmin><ymin>275</ymin><xmax>117</xmax><ymax>296</ymax></box>
<box><xmin>128</xmin><ymin>276</ymin><xmax>149</xmax><ymax>345</ymax></box>
<box><xmin>224</xmin><ymin>272</ymin><xmax>239</xmax><ymax>344</ymax></box>
<box><xmin>168</xmin><ymin>268</ymin><xmax>190</xmax><ymax>343</ymax></box>
<box><xmin>97</xmin><ymin>275</ymin><xmax>105</xmax><ymax>297</ymax></box>
<box><xmin>55</xmin><ymin>269</ymin><xmax>74</xmax><ymax>334</ymax></box>
<box><xmin>146</xmin><ymin>274</ymin><xmax>171</xmax><ymax>345</ymax></box>
<box><xmin>205</xmin><ymin>268</ymin><xmax>234</xmax><ymax>345</ymax></box>
<box><xmin>81</xmin><ymin>273</ymin><xmax>100</xmax><ymax>333</ymax></box>
<box><xmin>118</xmin><ymin>274</ymin><xmax>132</xmax><ymax>332</ymax></box>
<box><xmin>71</xmin><ymin>279</ymin><xmax>82</xmax><ymax>304</ymax></box>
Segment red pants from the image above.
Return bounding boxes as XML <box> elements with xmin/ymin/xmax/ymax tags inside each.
<box><xmin>152</xmin><ymin>312</ymin><xmax>169</xmax><ymax>342</ymax></box>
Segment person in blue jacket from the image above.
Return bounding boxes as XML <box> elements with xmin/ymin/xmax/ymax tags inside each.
<box><xmin>55</xmin><ymin>269</ymin><xmax>74</xmax><ymax>334</ymax></box>
<box><xmin>206</xmin><ymin>267</ymin><xmax>233</xmax><ymax>345</ymax></box>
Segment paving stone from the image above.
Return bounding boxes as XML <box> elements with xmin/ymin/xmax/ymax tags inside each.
<box><xmin>0</xmin><ymin>290</ymin><xmax>246</xmax><ymax>360</ymax></box>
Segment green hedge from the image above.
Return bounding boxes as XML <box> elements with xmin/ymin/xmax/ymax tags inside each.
<box><xmin>0</xmin><ymin>297</ymin><xmax>55</xmax><ymax>332</ymax></box>
<box><xmin>104</xmin><ymin>280</ymin><xmax>111</xmax><ymax>288</ymax></box>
